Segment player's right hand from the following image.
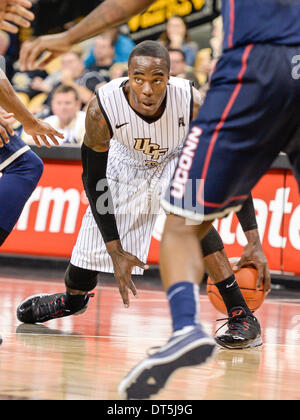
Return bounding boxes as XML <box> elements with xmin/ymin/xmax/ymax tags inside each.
<box><xmin>23</xmin><ymin>118</ymin><xmax>65</xmax><ymax>148</ymax></box>
<box><xmin>107</xmin><ymin>243</ymin><xmax>149</xmax><ymax>308</ymax></box>
<box><xmin>233</xmin><ymin>238</ymin><xmax>271</xmax><ymax>293</ymax></box>
<box><xmin>19</xmin><ymin>32</ymin><xmax>72</xmax><ymax>71</ymax></box>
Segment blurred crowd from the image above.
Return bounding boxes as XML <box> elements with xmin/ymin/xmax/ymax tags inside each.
<box><xmin>1</xmin><ymin>15</ymin><xmax>223</xmax><ymax>146</ymax></box>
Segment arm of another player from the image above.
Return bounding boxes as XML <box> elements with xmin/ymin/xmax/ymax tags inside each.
<box><xmin>0</xmin><ymin>70</ymin><xmax>64</xmax><ymax>147</ymax></box>
<box><xmin>19</xmin><ymin>0</ymin><xmax>154</xmax><ymax>71</ymax></box>
<box><xmin>234</xmin><ymin>194</ymin><xmax>271</xmax><ymax>292</ymax></box>
<box><xmin>83</xmin><ymin>96</ymin><xmax>149</xmax><ymax>308</ymax></box>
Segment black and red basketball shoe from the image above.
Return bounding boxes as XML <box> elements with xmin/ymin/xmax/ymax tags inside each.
<box><xmin>215</xmin><ymin>307</ymin><xmax>263</xmax><ymax>349</ymax></box>
<box><xmin>17</xmin><ymin>292</ymin><xmax>93</xmax><ymax>324</ymax></box>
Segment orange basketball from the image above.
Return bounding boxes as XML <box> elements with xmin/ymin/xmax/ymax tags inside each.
<box><xmin>206</xmin><ymin>266</ymin><xmax>267</xmax><ymax>315</ymax></box>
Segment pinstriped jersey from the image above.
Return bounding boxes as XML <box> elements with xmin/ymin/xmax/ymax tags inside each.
<box><xmin>96</xmin><ymin>76</ymin><xmax>193</xmax><ymax>168</ymax></box>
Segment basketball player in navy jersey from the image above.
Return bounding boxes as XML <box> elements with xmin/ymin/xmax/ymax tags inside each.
<box><xmin>0</xmin><ymin>0</ymin><xmax>65</xmax><ymax>246</ymax></box>
<box><xmin>0</xmin><ymin>68</ymin><xmax>65</xmax><ymax>245</ymax></box>
<box><xmin>0</xmin><ymin>0</ymin><xmax>65</xmax><ymax>347</ymax></box>
<box><xmin>16</xmin><ymin>0</ymin><xmax>300</xmax><ymax>400</ymax></box>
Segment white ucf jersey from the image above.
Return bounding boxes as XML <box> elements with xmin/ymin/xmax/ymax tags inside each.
<box><xmin>71</xmin><ymin>76</ymin><xmax>194</xmax><ymax>274</ymax></box>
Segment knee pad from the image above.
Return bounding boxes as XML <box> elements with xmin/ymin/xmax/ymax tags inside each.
<box><xmin>201</xmin><ymin>226</ymin><xmax>224</xmax><ymax>258</ymax></box>
<box><xmin>64</xmin><ymin>263</ymin><xmax>98</xmax><ymax>292</ymax></box>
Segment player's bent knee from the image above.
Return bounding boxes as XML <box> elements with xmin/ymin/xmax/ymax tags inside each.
<box><xmin>23</xmin><ymin>150</ymin><xmax>44</xmax><ymax>186</ymax></box>
<box><xmin>164</xmin><ymin>214</ymin><xmax>211</xmax><ymax>237</ymax></box>
<box><xmin>64</xmin><ymin>263</ymin><xmax>98</xmax><ymax>292</ymax></box>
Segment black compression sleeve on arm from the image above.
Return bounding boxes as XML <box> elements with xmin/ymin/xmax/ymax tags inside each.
<box><xmin>236</xmin><ymin>193</ymin><xmax>258</xmax><ymax>232</ymax></box>
<box><xmin>81</xmin><ymin>143</ymin><xmax>119</xmax><ymax>243</ymax></box>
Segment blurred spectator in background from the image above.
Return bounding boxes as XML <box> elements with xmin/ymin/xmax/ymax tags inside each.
<box><xmin>22</xmin><ymin>85</ymin><xmax>85</xmax><ymax>146</ymax></box>
<box><xmin>12</xmin><ymin>67</ymin><xmax>48</xmax><ymax>110</ymax></box>
<box><xmin>86</xmin><ymin>34</ymin><xmax>115</xmax><ymax>82</ymax></box>
<box><xmin>29</xmin><ymin>50</ymin><xmax>106</xmax><ymax>112</ymax></box>
<box><xmin>84</xmin><ymin>27</ymin><xmax>135</xmax><ymax>68</ymax></box>
<box><xmin>159</xmin><ymin>15</ymin><xmax>198</xmax><ymax>67</ymax></box>
<box><xmin>109</xmin><ymin>62</ymin><xmax>128</xmax><ymax>80</ymax></box>
<box><xmin>194</xmin><ymin>48</ymin><xmax>213</xmax><ymax>87</ymax></box>
<box><xmin>168</xmin><ymin>48</ymin><xmax>200</xmax><ymax>90</ymax></box>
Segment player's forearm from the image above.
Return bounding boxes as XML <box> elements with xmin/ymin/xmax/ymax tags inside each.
<box><xmin>236</xmin><ymin>193</ymin><xmax>258</xmax><ymax>233</ymax></box>
<box><xmin>106</xmin><ymin>239</ymin><xmax>123</xmax><ymax>255</ymax></box>
<box><xmin>81</xmin><ymin>143</ymin><xmax>120</xmax><ymax>243</ymax></box>
<box><xmin>236</xmin><ymin>194</ymin><xmax>262</xmax><ymax>247</ymax></box>
<box><xmin>0</xmin><ymin>71</ymin><xmax>36</xmax><ymax>128</ymax></box>
<box><xmin>243</xmin><ymin>228</ymin><xmax>261</xmax><ymax>246</ymax></box>
<box><xmin>66</xmin><ymin>0</ymin><xmax>153</xmax><ymax>45</ymax></box>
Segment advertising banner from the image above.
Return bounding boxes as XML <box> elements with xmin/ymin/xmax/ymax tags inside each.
<box><xmin>150</xmin><ymin>170</ymin><xmax>300</xmax><ymax>275</ymax></box>
<box><xmin>126</xmin><ymin>0</ymin><xmax>219</xmax><ymax>41</ymax></box>
<box><xmin>1</xmin><ymin>160</ymin><xmax>299</xmax><ymax>276</ymax></box>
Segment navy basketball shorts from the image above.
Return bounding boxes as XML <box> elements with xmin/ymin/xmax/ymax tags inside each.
<box><xmin>162</xmin><ymin>44</ymin><xmax>300</xmax><ymax>222</ymax></box>
<box><xmin>0</xmin><ymin>149</ymin><xmax>43</xmax><ymax>240</ymax></box>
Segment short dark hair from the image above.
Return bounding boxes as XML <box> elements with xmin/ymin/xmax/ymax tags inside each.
<box><xmin>129</xmin><ymin>40</ymin><xmax>170</xmax><ymax>72</ymax></box>
<box><xmin>52</xmin><ymin>84</ymin><xmax>79</xmax><ymax>101</ymax></box>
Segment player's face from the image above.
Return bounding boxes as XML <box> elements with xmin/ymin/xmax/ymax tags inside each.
<box><xmin>128</xmin><ymin>56</ymin><xmax>170</xmax><ymax>117</ymax></box>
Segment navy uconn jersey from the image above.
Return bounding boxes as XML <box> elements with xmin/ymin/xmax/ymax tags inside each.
<box><xmin>96</xmin><ymin>76</ymin><xmax>193</xmax><ymax>168</ymax></box>
<box><xmin>222</xmin><ymin>0</ymin><xmax>300</xmax><ymax>51</ymax></box>
<box><xmin>162</xmin><ymin>2</ymin><xmax>300</xmax><ymax>222</ymax></box>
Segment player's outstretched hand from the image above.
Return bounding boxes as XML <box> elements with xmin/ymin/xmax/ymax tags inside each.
<box><xmin>107</xmin><ymin>243</ymin><xmax>149</xmax><ymax>308</ymax></box>
<box><xmin>233</xmin><ymin>233</ymin><xmax>271</xmax><ymax>293</ymax></box>
<box><xmin>23</xmin><ymin>118</ymin><xmax>64</xmax><ymax>148</ymax></box>
<box><xmin>0</xmin><ymin>111</ymin><xmax>15</xmax><ymax>146</ymax></box>
<box><xmin>0</xmin><ymin>0</ymin><xmax>34</xmax><ymax>34</ymax></box>
<box><xmin>19</xmin><ymin>32</ymin><xmax>72</xmax><ymax>71</ymax></box>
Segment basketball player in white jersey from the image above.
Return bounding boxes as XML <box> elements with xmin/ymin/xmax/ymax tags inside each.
<box><xmin>17</xmin><ymin>41</ymin><xmax>267</xmax><ymax>398</ymax></box>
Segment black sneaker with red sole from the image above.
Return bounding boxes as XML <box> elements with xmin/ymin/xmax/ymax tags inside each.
<box><xmin>16</xmin><ymin>292</ymin><xmax>94</xmax><ymax>324</ymax></box>
<box><xmin>215</xmin><ymin>306</ymin><xmax>263</xmax><ymax>349</ymax></box>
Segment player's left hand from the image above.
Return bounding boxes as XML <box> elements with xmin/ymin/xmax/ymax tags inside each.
<box><xmin>107</xmin><ymin>243</ymin><xmax>149</xmax><ymax>308</ymax></box>
<box><xmin>23</xmin><ymin>118</ymin><xmax>64</xmax><ymax>147</ymax></box>
<box><xmin>233</xmin><ymin>231</ymin><xmax>271</xmax><ymax>293</ymax></box>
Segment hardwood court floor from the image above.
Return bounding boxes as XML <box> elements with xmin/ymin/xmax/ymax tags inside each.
<box><xmin>0</xmin><ymin>275</ymin><xmax>300</xmax><ymax>400</ymax></box>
